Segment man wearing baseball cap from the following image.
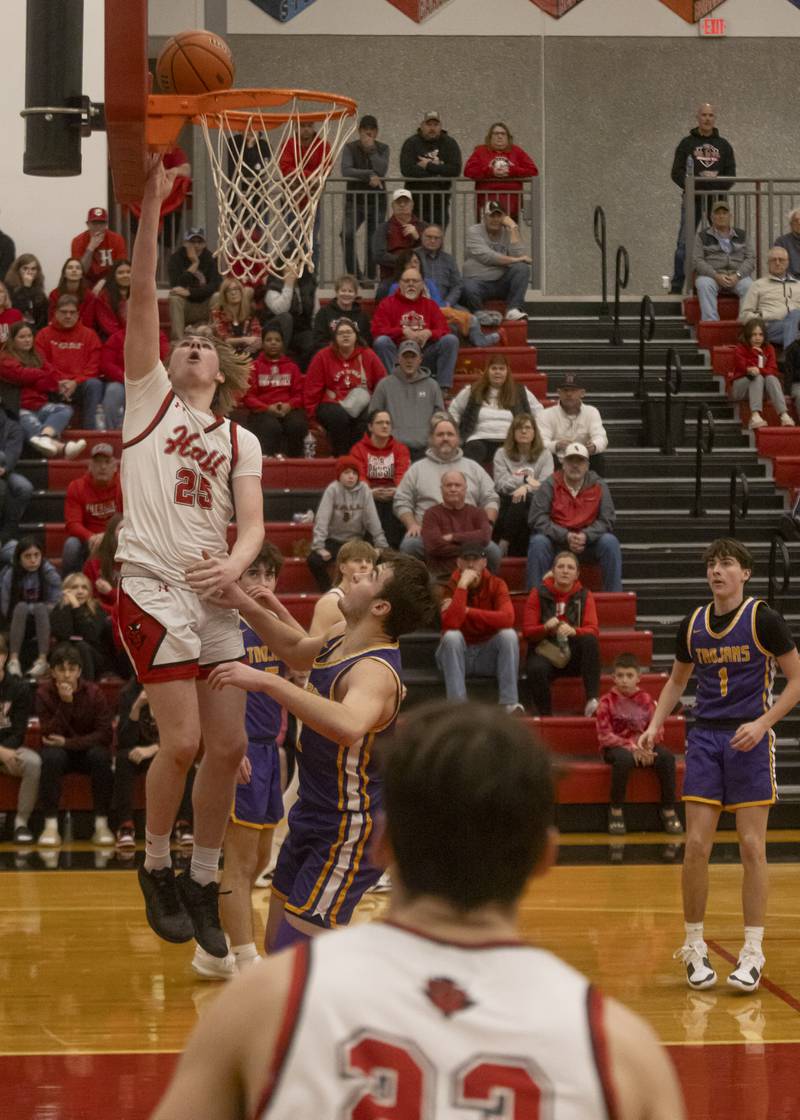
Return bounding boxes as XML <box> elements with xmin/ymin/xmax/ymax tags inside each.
<box><xmin>536</xmin><ymin>373</ymin><xmax>609</xmax><ymax>474</ymax></box>
<box><xmin>373</xmin><ymin>188</ymin><xmax>426</xmax><ymax>295</ymax></box>
<box><xmin>692</xmin><ymin>199</ymin><xmax>754</xmax><ymax>322</ymax></box>
<box><xmin>399</xmin><ymin>110</ymin><xmax>462</xmax><ymax>229</ymax></box>
<box><xmin>462</xmin><ymin>199</ymin><xmax>532</xmax><ymax>321</ymax></box>
<box><xmin>527</xmin><ymin>441</ymin><xmax>623</xmax><ymax>593</ymax></box>
<box><xmin>62</xmin><ymin>442</ymin><xmax>123</xmax><ymax>576</ymax></box>
<box><xmin>340</xmin><ymin>114</ymin><xmax>390</xmax><ymax>280</ymax></box>
<box><xmin>70</xmin><ymin>207</ymin><xmax>128</xmax><ymax>287</ymax></box>
<box><xmin>436</xmin><ymin>539</ymin><xmax>523</xmax><ymax>715</ymax></box>
<box><xmin>166</xmin><ymin>227</ymin><xmax>221</xmax><ymax>340</ymax></box>
<box><xmin>368</xmin><ymin>339</ymin><xmax>444</xmax><ymax>458</ymax></box>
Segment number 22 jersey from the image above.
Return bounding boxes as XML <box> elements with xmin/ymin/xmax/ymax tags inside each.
<box><xmin>116</xmin><ymin>361</ymin><xmax>262</xmax><ymax>588</ymax></box>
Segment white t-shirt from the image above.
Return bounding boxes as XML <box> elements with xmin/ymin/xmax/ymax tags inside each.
<box><xmin>116</xmin><ymin>361</ymin><xmax>262</xmax><ymax>587</ymax></box>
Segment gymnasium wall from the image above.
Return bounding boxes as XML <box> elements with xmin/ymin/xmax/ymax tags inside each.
<box><xmin>150</xmin><ymin>0</ymin><xmax>800</xmax><ymax>294</ymax></box>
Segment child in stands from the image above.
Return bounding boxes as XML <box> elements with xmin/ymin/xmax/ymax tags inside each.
<box><xmin>0</xmin><ymin>537</ymin><xmax>62</xmax><ymax>678</ymax></box>
<box><xmin>307</xmin><ymin>456</ymin><xmax>387</xmax><ymax>591</ymax></box>
<box><xmin>596</xmin><ymin>652</ymin><xmax>682</xmax><ymax>837</ymax></box>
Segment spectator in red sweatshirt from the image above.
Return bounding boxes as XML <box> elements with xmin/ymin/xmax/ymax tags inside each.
<box><xmin>371</xmin><ymin>267</ymin><xmax>459</xmax><ymax>392</ymax></box>
<box><xmin>241</xmin><ymin>326</ymin><xmax>307</xmax><ymax>457</ymax></box>
<box><xmin>463</xmin><ymin>122</ymin><xmax>539</xmax><ymax>221</ymax></box>
<box><xmin>35</xmin><ymin>294</ymin><xmax>104</xmax><ymax>428</ymax></box>
<box><xmin>436</xmin><ymin>541</ymin><xmax>522</xmax><ymax>713</ymax></box>
<box><xmin>70</xmin><ymin>206</ymin><xmax>128</xmax><ymax>287</ymax></box>
<box><xmin>47</xmin><ymin>258</ymin><xmax>97</xmax><ymax>326</ymax></box>
<box><xmin>91</xmin><ymin>258</ymin><xmax>130</xmax><ymax>340</ymax></box>
<box><xmin>596</xmin><ymin>652</ymin><xmax>683</xmax><ymax>838</ymax></box>
<box><xmin>730</xmin><ymin>317</ymin><xmax>792</xmax><ymax>430</ymax></box>
<box><xmin>62</xmin><ymin>443</ymin><xmax>122</xmax><ymax>576</ymax></box>
<box><xmin>349</xmin><ymin>409</ymin><xmax>410</xmax><ymax>548</ymax></box>
<box><xmin>522</xmin><ymin>550</ymin><xmax>600</xmax><ymax>717</ymax></box>
<box><xmin>304</xmin><ymin>319</ymin><xmax>385</xmax><ymax>455</ymax></box>
<box><xmin>422</xmin><ymin>469</ymin><xmax>493</xmax><ymax>577</ymax></box>
<box><xmin>99</xmin><ymin>324</ymin><xmax>170</xmax><ymax>430</ymax></box>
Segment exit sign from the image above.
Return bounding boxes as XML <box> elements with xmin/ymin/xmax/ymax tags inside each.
<box><xmin>699</xmin><ymin>16</ymin><xmax>726</xmax><ymax>34</ymax></box>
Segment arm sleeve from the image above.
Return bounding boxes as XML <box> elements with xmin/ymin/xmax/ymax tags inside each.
<box><xmin>312</xmin><ymin>485</ymin><xmax>335</xmax><ymax>551</ymax></box>
<box><xmin>392</xmin><ymin>470</ymin><xmax>417</xmax><ymax>520</ymax></box>
<box><xmin>370</xmin><ymin>301</ymin><xmax>403</xmax><ymax>343</ymax></box>
<box><xmin>362</xmin><ymin>488</ymin><xmax>388</xmax><ymax>549</ymax></box>
<box><xmin>83</xmin><ymin>332</ymin><xmax>101</xmax><ymax>378</ymax></box>
<box><xmin>440</xmin><ymin>586</ymin><xmax>469</xmax><ymax>631</ymax></box>
<box><xmin>231</xmin><ymin>428</ymin><xmax>264</xmax><ymax>479</ymax></box>
<box><xmin>529</xmin><ymin>480</ymin><xmax>569</xmax><ymax>543</ymax></box>
<box><xmin>693</xmin><ymin>232</ymin><xmax>715</xmax><ymax>278</ymax></box>
<box><xmin>583</xmin><ymin>482</ymin><xmax>616</xmax><ymax>543</ymax></box>
<box><xmin>399</xmin><ymin>137</ymin><xmax>419</xmax><ymax>178</ymax></box>
<box><xmin>63</xmin><ymin>689</ymin><xmax>113</xmax><ymax>751</ymax></box>
<box><xmin>265</xmin><ymin>282</ymin><xmax>294</xmax><ymax>316</ymax></box>
<box><xmin>755</xmin><ymin>602</ymin><xmax>796</xmax><ymax>657</ymax></box>
<box><xmin>438</xmin><ymin>137</ymin><xmax>462</xmax><ymax>178</ymax></box>
<box><xmin>521</xmin><ymin>589</ymin><xmax>546</xmax><ymax>641</ymax></box>
<box><xmin>525</xmin><ymin>388</ymin><xmax>543</xmax><ymax>414</ymax></box>
<box><xmin>671</xmin><ymin>140</ymin><xmax>687</xmax><ymax>190</ymax></box>
<box><xmin>43</xmin><ymin>563</ymin><xmax>63</xmax><ymax>605</ymax></box>
<box><xmin>738</xmin><ymin>283</ymin><xmax>759</xmax><ymax>322</ymax></box>
<box><xmin>740</xmin><ymin>236</ymin><xmax>756</xmax><ymax>279</ymax></box>
<box><xmin>447</xmin><ymin>388</ymin><xmax>468</xmax><ymax>426</ymax></box>
<box><xmin>0</xmin><ymin>680</ymin><xmax>31</xmax><ymax>749</ymax></box>
<box><xmin>576</xmin><ymin>590</ymin><xmax>600</xmax><ymax>638</ymax></box>
<box><xmin>492</xmin><ymin>449</ymin><xmax>517</xmax><ymax>495</ymax></box>
<box><xmin>303</xmin><ymin>354</ymin><xmax>326</xmax><ymax>420</ymax></box>
<box><xmin>466</xmin><ymin>581</ymin><xmax>514</xmax><ymax>631</ymax></box>
<box><xmin>393</xmin><ymin>441</ymin><xmax>411</xmax><ymax>485</ymax></box>
<box><xmin>475</xmin><ymin>468</ymin><xmax>500</xmax><ymax>512</ymax></box>
<box><xmin>288</xmin><ymin>364</ymin><xmax>304</xmax><ymax>410</ymax></box>
<box><xmin>674</xmin><ymin>615</ymin><xmax>693</xmax><ymax>663</ymax></box>
<box><xmin>595</xmin><ymin>696</ymin><xmax>629</xmax><ymax>749</ymax></box>
<box><xmin>586</xmin><ymin>406</ymin><xmax>608</xmax><ymax>453</ymax></box>
<box><xmin>465</xmin><ymin>225</ymin><xmax>505</xmax><ymax>268</ymax></box>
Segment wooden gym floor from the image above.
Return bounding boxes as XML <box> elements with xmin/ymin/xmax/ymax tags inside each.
<box><xmin>1</xmin><ymin>833</ymin><xmax>799</xmax><ymax>1119</ymax></box>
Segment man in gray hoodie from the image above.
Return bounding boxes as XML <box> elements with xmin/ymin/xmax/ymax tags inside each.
<box><xmin>369</xmin><ymin>340</ymin><xmax>445</xmax><ymax>460</ymax></box>
<box><xmin>393</xmin><ymin>414</ymin><xmax>501</xmax><ymax>571</ymax></box>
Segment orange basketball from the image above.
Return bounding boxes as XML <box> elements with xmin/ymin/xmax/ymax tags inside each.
<box><xmin>155</xmin><ymin>30</ymin><xmax>235</xmax><ymax>95</ymax></box>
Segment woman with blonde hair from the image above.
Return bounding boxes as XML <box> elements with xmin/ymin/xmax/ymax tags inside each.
<box><xmin>493</xmin><ymin>412</ymin><xmax>554</xmax><ymax>557</ymax></box>
<box><xmin>448</xmin><ymin>353</ymin><xmax>543</xmax><ymax>466</ymax></box>
<box><xmin>211</xmin><ymin>276</ymin><xmax>262</xmax><ymax>354</ymax></box>
<box><xmin>50</xmin><ymin>572</ymin><xmax>113</xmax><ymax>679</ymax></box>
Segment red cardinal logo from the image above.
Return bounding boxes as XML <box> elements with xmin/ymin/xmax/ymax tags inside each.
<box><xmin>126</xmin><ymin>621</ymin><xmax>145</xmax><ymax>651</ymax></box>
<box><xmin>424</xmin><ymin>977</ymin><xmax>474</xmax><ymax>1018</ymax></box>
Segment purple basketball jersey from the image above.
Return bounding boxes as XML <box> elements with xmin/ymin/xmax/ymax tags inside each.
<box><xmin>687</xmin><ymin>598</ymin><xmax>776</xmax><ymax>722</ymax></box>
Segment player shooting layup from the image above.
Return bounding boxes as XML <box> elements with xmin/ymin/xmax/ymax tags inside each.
<box><xmin>118</xmin><ymin>156</ymin><xmax>265</xmax><ymax>957</ymax></box>
<box><xmin>152</xmin><ymin>701</ymin><xmax>685</xmax><ymax>1120</ymax></box>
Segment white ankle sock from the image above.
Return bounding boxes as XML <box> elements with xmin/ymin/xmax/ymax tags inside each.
<box><xmin>94</xmin><ymin>816</ymin><xmax>109</xmax><ymax>831</ymax></box>
<box><xmin>744</xmin><ymin>926</ymin><xmax>764</xmax><ymax>953</ymax></box>
<box><xmin>684</xmin><ymin>921</ymin><xmax>704</xmax><ymax>944</ymax></box>
<box><xmin>190</xmin><ymin>845</ymin><xmax>220</xmax><ymax>887</ymax></box>
<box><xmin>43</xmin><ymin>816</ymin><xmax>59</xmax><ymax>833</ymax></box>
<box><xmin>15</xmin><ymin>814</ymin><xmax>28</xmax><ymax>830</ymax></box>
<box><xmin>232</xmin><ymin>942</ymin><xmax>260</xmax><ymax>965</ymax></box>
<box><xmin>144</xmin><ymin>829</ymin><xmax>172</xmax><ymax>872</ymax></box>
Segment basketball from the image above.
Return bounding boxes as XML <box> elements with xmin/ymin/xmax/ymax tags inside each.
<box><xmin>155</xmin><ymin>29</ymin><xmax>235</xmax><ymax>95</ymax></box>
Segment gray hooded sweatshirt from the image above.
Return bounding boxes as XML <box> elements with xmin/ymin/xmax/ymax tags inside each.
<box><xmin>369</xmin><ymin>364</ymin><xmax>445</xmax><ymax>451</ymax></box>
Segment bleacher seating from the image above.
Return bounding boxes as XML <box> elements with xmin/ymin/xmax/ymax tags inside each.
<box><xmin>682</xmin><ymin>295</ymin><xmax>739</xmax><ymax>326</ymax></box>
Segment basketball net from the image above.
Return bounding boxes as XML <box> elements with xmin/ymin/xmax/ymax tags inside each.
<box><xmin>197</xmin><ymin>97</ymin><xmax>355</xmax><ymax>282</ymax></box>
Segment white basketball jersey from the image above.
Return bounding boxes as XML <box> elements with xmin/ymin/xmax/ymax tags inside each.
<box><xmin>259</xmin><ymin>923</ymin><xmax>615</xmax><ymax>1119</ymax></box>
<box><xmin>116</xmin><ymin>362</ymin><xmax>262</xmax><ymax>587</ymax></box>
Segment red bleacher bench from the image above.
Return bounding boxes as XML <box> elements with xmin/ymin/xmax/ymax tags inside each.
<box><xmin>711</xmin><ymin>345</ymin><xmax>735</xmax><ymax>376</ymax></box>
<box><xmin>512</xmin><ymin>591</ymin><xmax>636</xmax><ymax>629</ymax></box>
<box><xmin>456</xmin><ymin>345</ymin><xmax>537</xmax><ymax>375</ymax></box>
<box><xmin>696</xmin><ymin>320</ymin><xmax>740</xmax><ymax>351</ymax></box>
<box><xmin>262</xmin><ymin>459</ymin><xmax>337</xmax><ymax>489</ymax></box>
<box><xmin>772</xmin><ymin>457</ymin><xmax>800</xmax><ymax>490</ymax></box>
<box><xmin>63</xmin><ymin>431</ymin><xmax>123</xmax><ymax>456</ymax></box>
<box><xmin>531</xmin><ymin>715</ymin><xmax>685</xmax><ymax>756</ymax></box>
<box><xmin>754</xmin><ymin>427</ymin><xmax>800</xmax><ymax>457</ymax></box>
<box><xmin>683</xmin><ymin>296</ymin><xmax>739</xmax><ymax>326</ymax></box>
<box><xmin>552</xmin><ymin>672</ymin><xmax>667</xmax><ymax>715</ymax></box>
<box><xmin>0</xmin><ymin>769</ymin><xmax>145</xmax><ymax>813</ymax></box>
<box><xmin>556</xmin><ymin>759</ymin><xmax>685</xmax><ymax>804</ymax></box>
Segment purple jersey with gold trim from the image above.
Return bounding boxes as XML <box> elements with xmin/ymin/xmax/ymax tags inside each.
<box><xmin>686</xmin><ymin>597</ymin><xmax>775</xmax><ymax>722</ymax></box>
<box><xmin>297</xmin><ymin>634</ymin><xmax>403</xmax><ymax>813</ymax></box>
<box><xmin>241</xmin><ymin>621</ymin><xmax>287</xmax><ymax>744</ymax></box>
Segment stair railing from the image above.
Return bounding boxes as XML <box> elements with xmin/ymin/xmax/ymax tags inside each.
<box><xmin>690</xmin><ymin>404</ymin><xmax>715</xmax><ymax>516</ymax></box>
<box><xmin>609</xmin><ymin>245</ymin><xmax>630</xmax><ymax>345</ymax></box>
<box><xmin>636</xmin><ymin>295</ymin><xmax>655</xmax><ymax>399</ymax></box>
<box><xmin>767</xmin><ymin>533</ymin><xmax>791</xmax><ymax>608</ymax></box>
<box><xmin>728</xmin><ymin>467</ymin><xmax>749</xmax><ymax>535</ymax></box>
<box><xmin>661</xmin><ymin>348</ymin><xmax>683</xmax><ymax>455</ymax></box>
<box><xmin>593</xmin><ymin>206</ymin><xmax>609</xmax><ymax>320</ymax></box>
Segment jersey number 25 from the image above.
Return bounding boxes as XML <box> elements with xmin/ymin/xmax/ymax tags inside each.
<box><xmin>174</xmin><ymin>466</ymin><xmax>213</xmax><ymax>510</ymax></box>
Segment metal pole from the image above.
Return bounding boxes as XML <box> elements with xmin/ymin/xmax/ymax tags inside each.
<box><xmin>23</xmin><ymin>0</ymin><xmax>84</xmax><ymax>176</ymax></box>
<box><xmin>610</xmin><ymin>246</ymin><xmax>629</xmax><ymax>346</ymax></box>
<box><xmin>636</xmin><ymin>295</ymin><xmax>655</xmax><ymax>399</ymax></box>
<box><xmin>690</xmin><ymin>404</ymin><xmax>714</xmax><ymax>517</ymax></box>
<box><xmin>593</xmin><ymin>207</ymin><xmax>609</xmax><ymax>320</ymax></box>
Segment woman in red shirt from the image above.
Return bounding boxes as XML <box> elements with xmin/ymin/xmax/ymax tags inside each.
<box><xmin>522</xmin><ymin>550</ymin><xmax>600</xmax><ymax>717</ymax></box>
<box><xmin>241</xmin><ymin>325</ymin><xmax>307</xmax><ymax>457</ymax></box>
<box><xmin>303</xmin><ymin>319</ymin><xmax>385</xmax><ymax>455</ymax></box>
<box><xmin>464</xmin><ymin>122</ymin><xmax>538</xmax><ymax>221</ymax></box>
<box><xmin>91</xmin><ymin>259</ymin><xmax>131</xmax><ymax>339</ymax></box>
<box><xmin>0</xmin><ymin>322</ymin><xmax>85</xmax><ymax>458</ymax></box>
<box><xmin>47</xmin><ymin>258</ymin><xmax>96</xmax><ymax>326</ymax></box>
<box><xmin>732</xmin><ymin>317</ymin><xmax>793</xmax><ymax>429</ymax></box>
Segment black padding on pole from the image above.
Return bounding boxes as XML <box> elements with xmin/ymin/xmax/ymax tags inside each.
<box><xmin>23</xmin><ymin>0</ymin><xmax>85</xmax><ymax>176</ymax></box>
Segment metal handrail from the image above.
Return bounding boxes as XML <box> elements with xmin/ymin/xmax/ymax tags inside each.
<box><xmin>609</xmin><ymin>245</ymin><xmax>630</xmax><ymax>345</ymax></box>
<box><xmin>661</xmin><ymin>348</ymin><xmax>683</xmax><ymax>455</ymax></box>
<box><xmin>728</xmin><ymin>467</ymin><xmax>749</xmax><ymax>535</ymax></box>
<box><xmin>767</xmin><ymin>534</ymin><xmax>791</xmax><ymax>608</ymax></box>
<box><xmin>636</xmin><ymin>295</ymin><xmax>655</xmax><ymax>399</ymax></box>
<box><xmin>593</xmin><ymin>206</ymin><xmax>609</xmax><ymax>319</ymax></box>
<box><xmin>690</xmin><ymin>404</ymin><xmax>715</xmax><ymax>516</ymax></box>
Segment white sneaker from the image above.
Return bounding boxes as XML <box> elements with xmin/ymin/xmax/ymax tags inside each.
<box><xmin>38</xmin><ymin>824</ymin><xmax>62</xmax><ymax>848</ymax></box>
<box><xmin>727</xmin><ymin>946</ymin><xmax>765</xmax><ymax>993</ymax></box>
<box><xmin>748</xmin><ymin>412</ymin><xmax>767</xmax><ymax>430</ymax></box>
<box><xmin>674</xmin><ymin>941</ymin><xmax>717</xmax><ymax>989</ymax></box>
<box><xmin>779</xmin><ymin>412</ymin><xmax>796</xmax><ymax>427</ymax></box>
<box><xmin>29</xmin><ymin>434</ymin><xmax>60</xmax><ymax>458</ymax></box>
<box><xmin>191</xmin><ymin>945</ymin><xmax>238</xmax><ymax>981</ymax></box>
<box><xmin>7</xmin><ymin>656</ymin><xmax>22</xmax><ymax>677</ymax></box>
<box><xmin>64</xmin><ymin>439</ymin><xmax>88</xmax><ymax>459</ymax></box>
<box><xmin>505</xmin><ymin>308</ymin><xmax>528</xmax><ymax>321</ymax></box>
<box><xmin>584</xmin><ymin>698</ymin><xmax>600</xmax><ymax>718</ymax></box>
<box><xmin>504</xmin><ymin>703</ymin><xmax>525</xmax><ymax>716</ymax></box>
<box><xmin>28</xmin><ymin>655</ymin><xmax>50</xmax><ymax>680</ymax></box>
<box><xmin>92</xmin><ymin>823</ymin><xmax>115</xmax><ymax>846</ymax></box>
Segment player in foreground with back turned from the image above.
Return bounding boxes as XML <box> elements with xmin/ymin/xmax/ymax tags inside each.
<box><xmin>151</xmin><ymin>700</ymin><xmax>685</xmax><ymax>1120</ymax></box>
<box><xmin>640</xmin><ymin>539</ymin><xmax>800</xmax><ymax>993</ymax></box>
<box><xmin>207</xmin><ymin>552</ymin><xmax>436</xmax><ymax>948</ymax></box>
<box><xmin>118</xmin><ymin>155</ymin><xmax>264</xmax><ymax>957</ymax></box>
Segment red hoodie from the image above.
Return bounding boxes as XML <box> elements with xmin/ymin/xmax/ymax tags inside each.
<box><xmin>35</xmin><ymin>321</ymin><xmax>101</xmax><ymax>382</ymax></box>
<box><xmin>595</xmin><ymin>687</ymin><xmax>662</xmax><ymax>753</ymax></box>
<box><xmin>0</xmin><ymin>352</ymin><xmax>60</xmax><ymax>410</ymax></box>
<box><xmin>349</xmin><ymin>434</ymin><xmax>410</xmax><ymax>488</ymax></box>
<box><xmin>0</xmin><ymin>308</ymin><xmax>23</xmax><ymax>344</ymax></box>
<box><xmin>100</xmin><ymin>327</ymin><xmax>170</xmax><ymax>384</ymax></box>
<box><xmin>522</xmin><ymin>576</ymin><xmax>599</xmax><ymax>644</ymax></box>
<box><xmin>303</xmin><ymin>345</ymin><xmax>386</xmax><ymax>420</ymax></box>
<box><xmin>440</xmin><ymin>569</ymin><xmax>514</xmax><ymax>645</ymax></box>
<box><xmin>370</xmin><ymin>292</ymin><xmax>450</xmax><ymax>345</ymax></box>
<box><xmin>463</xmin><ymin>144</ymin><xmax>539</xmax><ymax>218</ymax></box>
<box><xmin>64</xmin><ymin>472</ymin><xmax>123</xmax><ymax>541</ymax></box>
<box><xmin>732</xmin><ymin>342</ymin><xmax>779</xmax><ymax>383</ymax></box>
<box><xmin>242</xmin><ymin>354</ymin><xmax>304</xmax><ymax>412</ymax></box>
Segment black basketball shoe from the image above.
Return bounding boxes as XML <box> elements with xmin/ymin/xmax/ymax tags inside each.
<box><xmin>177</xmin><ymin>873</ymin><xmax>229</xmax><ymax>958</ymax></box>
<box><xmin>137</xmin><ymin>865</ymin><xmax>194</xmax><ymax>943</ymax></box>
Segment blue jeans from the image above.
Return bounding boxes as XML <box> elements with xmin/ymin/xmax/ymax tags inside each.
<box><xmin>20</xmin><ymin>402</ymin><xmax>73</xmax><ymax>439</ymax></box>
<box><xmin>764</xmin><ymin>310</ymin><xmax>800</xmax><ymax>350</ymax></box>
<box><xmin>373</xmin><ymin>333</ymin><xmax>459</xmax><ymax>389</ymax></box>
<box><xmin>102</xmin><ymin>383</ymin><xmax>126</xmax><ymax>429</ymax></box>
<box><xmin>461</xmin><ymin>262</ymin><xmax>530</xmax><ymax>313</ymax></box>
<box><xmin>695</xmin><ymin>275</ymin><xmax>752</xmax><ymax>322</ymax></box>
<box><xmin>62</xmin><ymin>536</ymin><xmax>89</xmax><ymax>576</ymax></box>
<box><xmin>76</xmin><ymin>378</ymin><xmax>106</xmax><ymax>429</ymax></box>
<box><xmin>526</xmin><ymin>532</ymin><xmax>623</xmax><ymax>592</ymax></box>
<box><xmin>435</xmin><ymin>628</ymin><xmax>520</xmax><ymax>706</ymax></box>
<box><xmin>399</xmin><ymin>532</ymin><xmax>502</xmax><ymax>574</ymax></box>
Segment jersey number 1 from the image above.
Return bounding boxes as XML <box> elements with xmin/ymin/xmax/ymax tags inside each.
<box><xmin>718</xmin><ymin>667</ymin><xmax>728</xmax><ymax>697</ymax></box>
<box><xmin>174</xmin><ymin>467</ymin><xmax>213</xmax><ymax>510</ymax></box>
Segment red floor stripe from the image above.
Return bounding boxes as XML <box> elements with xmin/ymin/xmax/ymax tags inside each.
<box><xmin>707</xmin><ymin>938</ymin><xmax>800</xmax><ymax>1013</ymax></box>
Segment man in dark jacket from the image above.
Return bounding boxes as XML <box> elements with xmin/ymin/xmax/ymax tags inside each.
<box><xmin>167</xmin><ymin>226</ymin><xmax>221</xmax><ymax>339</ymax></box>
<box><xmin>527</xmin><ymin>442</ymin><xmax>622</xmax><ymax>592</ymax></box>
<box><xmin>340</xmin><ymin>114</ymin><xmax>389</xmax><ymax>281</ymax></box>
<box><xmin>669</xmin><ymin>103</ymin><xmax>737</xmax><ymax>293</ymax></box>
<box><xmin>399</xmin><ymin>111</ymin><xmax>462</xmax><ymax>230</ymax></box>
